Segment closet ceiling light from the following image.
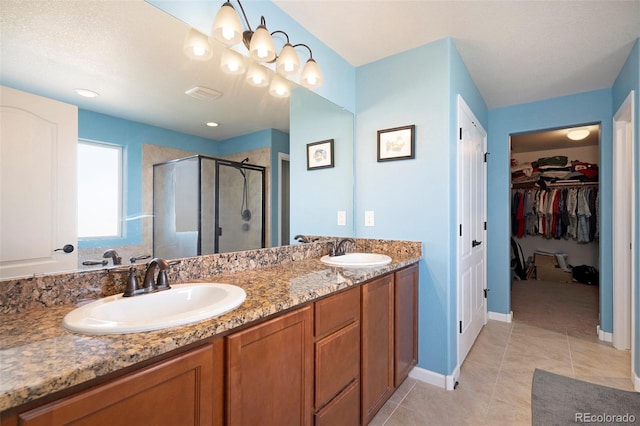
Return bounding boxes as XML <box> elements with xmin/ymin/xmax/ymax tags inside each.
<box><xmin>567</xmin><ymin>129</ymin><xmax>590</xmax><ymax>141</ymax></box>
<box><xmin>206</xmin><ymin>122</ymin><xmax>219</xmax><ymax>127</ymax></box>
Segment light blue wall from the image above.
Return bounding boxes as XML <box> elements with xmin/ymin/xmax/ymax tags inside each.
<box><xmin>487</xmin><ymin>90</ymin><xmax>614</xmax><ymax>331</ymax></box>
<box><xmin>612</xmin><ymin>38</ymin><xmax>640</xmax><ymax>376</ymax></box>
<box><xmin>147</xmin><ymin>0</ymin><xmax>356</xmax><ymax>111</ymax></box>
<box><xmin>290</xmin><ymin>87</ymin><xmax>354</xmax><ymax>239</ymax></box>
<box><xmin>355</xmin><ymin>38</ymin><xmax>487</xmax><ymax>375</ymax></box>
<box><xmin>78</xmin><ymin>109</ymin><xmax>218</xmax><ymax>248</ymax></box>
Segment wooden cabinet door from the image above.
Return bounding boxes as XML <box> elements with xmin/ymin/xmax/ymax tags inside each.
<box><xmin>17</xmin><ymin>342</ymin><xmax>222</xmax><ymax>426</ymax></box>
<box><xmin>227</xmin><ymin>306</ymin><xmax>313</xmax><ymax>426</ymax></box>
<box><xmin>394</xmin><ymin>264</ymin><xmax>419</xmax><ymax>387</ymax></box>
<box><xmin>361</xmin><ymin>274</ymin><xmax>394</xmax><ymax>425</ymax></box>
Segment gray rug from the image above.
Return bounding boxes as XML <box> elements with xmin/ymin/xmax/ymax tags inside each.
<box><xmin>532</xmin><ymin>369</ymin><xmax>640</xmax><ymax>425</ymax></box>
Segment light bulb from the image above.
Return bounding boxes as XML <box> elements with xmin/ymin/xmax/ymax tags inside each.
<box><xmin>221</xmin><ymin>49</ymin><xmax>246</xmax><ymax>75</ymax></box>
<box><xmin>183</xmin><ymin>28</ymin><xmax>212</xmax><ymax>61</ymax></box>
<box><xmin>249</xmin><ymin>24</ymin><xmax>276</xmax><ymax>63</ymax></box>
<box><xmin>246</xmin><ymin>64</ymin><xmax>269</xmax><ymax>87</ymax></box>
<box><xmin>300</xmin><ymin>58</ymin><xmax>322</xmax><ymax>88</ymax></box>
<box><xmin>269</xmin><ymin>75</ymin><xmax>290</xmax><ymax>98</ymax></box>
<box><xmin>276</xmin><ymin>43</ymin><xmax>300</xmax><ymax>77</ymax></box>
<box><xmin>211</xmin><ymin>2</ymin><xmax>242</xmax><ymax>46</ymax></box>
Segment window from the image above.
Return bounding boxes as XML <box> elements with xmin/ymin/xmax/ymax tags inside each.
<box><xmin>77</xmin><ymin>140</ymin><xmax>123</xmax><ymax>238</ymax></box>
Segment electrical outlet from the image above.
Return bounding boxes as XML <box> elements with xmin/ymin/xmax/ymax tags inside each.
<box><xmin>337</xmin><ymin>211</ymin><xmax>346</xmax><ymax>226</ymax></box>
<box><xmin>364</xmin><ymin>211</ymin><xmax>375</xmax><ymax>227</ymax></box>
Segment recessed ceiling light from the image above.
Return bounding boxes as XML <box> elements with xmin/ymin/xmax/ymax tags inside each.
<box><xmin>206</xmin><ymin>122</ymin><xmax>219</xmax><ymax>127</ymax></box>
<box><xmin>74</xmin><ymin>88</ymin><xmax>99</xmax><ymax>98</ymax></box>
<box><xmin>567</xmin><ymin>129</ymin><xmax>590</xmax><ymax>140</ymax></box>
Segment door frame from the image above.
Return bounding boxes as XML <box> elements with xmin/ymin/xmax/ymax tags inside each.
<box><xmin>277</xmin><ymin>153</ymin><xmax>290</xmax><ymax>246</ymax></box>
<box><xmin>456</xmin><ymin>95</ymin><xmax>488</xmax><ymax>369</ymax></box>
<box><xmin>613</xmin><ymin>91</ymin><xmax>636</xmax><ymax>384</ymax></box>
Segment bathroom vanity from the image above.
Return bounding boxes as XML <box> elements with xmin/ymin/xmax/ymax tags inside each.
<box><xmin>0</xmin><ymin>239</ymin><xmax>420</xmax><ymax>425</ymax></box>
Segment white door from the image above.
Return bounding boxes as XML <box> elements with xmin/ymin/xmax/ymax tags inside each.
<box><xmin>612</xmin><ymin>91</ymin><xmax>635</xmax><ymax>356</ymax></box>
<box><xmin>457</xmin><ymin>95</ymin><xmax>487</xmax><ymax>365</ymax></box>
<box><xmin>0</xmin><ymin>86</ymin><xmax>78</xmax><ymax>279</ymax></box>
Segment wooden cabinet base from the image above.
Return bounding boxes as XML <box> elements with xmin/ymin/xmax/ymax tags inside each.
<box><xmin>16</xmin><ymin>342</ymin><xmax>222</xmax><ymax>426</ymax></box>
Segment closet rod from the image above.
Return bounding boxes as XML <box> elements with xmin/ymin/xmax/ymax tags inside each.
<box><xmin>511</xmin><ymin>181</ymin><xmax>599</xmax><ymax>189</ymax></box>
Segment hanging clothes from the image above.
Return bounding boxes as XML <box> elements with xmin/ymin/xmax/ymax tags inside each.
<box><xmin>511</xmin><ymin>184</ymin><xmax>598</xmax><ymax>243</ymax></box>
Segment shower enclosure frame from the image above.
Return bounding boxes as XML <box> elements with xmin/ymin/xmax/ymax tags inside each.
<box><xmin>152</xmin><ymin>154</ymin><xmax>266</xmax><ymax>257</ymax></box>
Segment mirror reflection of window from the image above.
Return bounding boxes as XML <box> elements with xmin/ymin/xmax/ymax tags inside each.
<box><xmin>77</xmin><ymin>140</ymin><xmax>123</xmax><ymax>239</ymax></box>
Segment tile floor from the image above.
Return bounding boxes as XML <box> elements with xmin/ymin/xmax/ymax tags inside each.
<box><xmin>370</xmin><ymin>280</ymin><xmax>634</xmax><ymax>425</ymax></box>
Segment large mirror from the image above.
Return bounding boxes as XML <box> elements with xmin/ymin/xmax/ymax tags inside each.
<box><xmin>0</xmin><ymin>0</ymin><xmax>354</xmax><ymax>279</ymax></box>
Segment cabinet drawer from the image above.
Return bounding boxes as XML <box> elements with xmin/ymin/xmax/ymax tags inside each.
<box><xmin>314</xmin><ymin>286</ymin><xmax>360</xmax><ymax>338</ymax></box>
<box><xmin>314</xmin><ymin>380</ymin><xmax>360</xmax><ymax>426</ymax></box>
<box><xmin>315</xmin><ymin>321</ymin><xmax>360</xmax><ymax>408</ymax></box>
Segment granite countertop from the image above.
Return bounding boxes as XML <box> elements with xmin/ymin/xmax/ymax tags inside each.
<box><xmin>0</xmin><ymin>251</ymin><xmax>420</xmax><ymax>412</ymax></box>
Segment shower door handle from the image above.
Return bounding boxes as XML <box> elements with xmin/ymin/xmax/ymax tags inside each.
<box><xmin>217</xmin><ymin>227</ymin><xmax>222</xmax><ymax>236</ymax></box>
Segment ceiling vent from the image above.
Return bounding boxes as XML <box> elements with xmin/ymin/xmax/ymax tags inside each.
<box><xmin>185</xmin><ymin>86</ymin><xmax>223</xmax><ymax>100</ymax></box>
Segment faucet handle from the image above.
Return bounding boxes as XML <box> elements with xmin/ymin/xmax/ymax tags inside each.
<box><xmin>130</xmin><ymin>254</ymin><xmax>151</xmax><ymax>264</ymax></box>
<box><xmin>112</xmin><ymin>266</ymin><xmax>143</xmax><ymax>297</ymax></box>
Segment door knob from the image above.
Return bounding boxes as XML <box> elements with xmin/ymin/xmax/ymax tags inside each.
<box><xmin>472</xmin><ymin>240</ymin><xmax>482</xmax><ymax>248</ymax></box>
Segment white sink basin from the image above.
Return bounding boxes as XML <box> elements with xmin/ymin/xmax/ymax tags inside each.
<box><xmin>62</xmin><ymin>283</ymin><xmax>246</xmax><ymax>335</ymax></box>
<box><xmin>320</xmin><ymin>253</ymin><xmax>392</xmax><ymax>268</ymax></box>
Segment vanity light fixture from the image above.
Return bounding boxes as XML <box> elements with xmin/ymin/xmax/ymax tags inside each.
<box><xmin>246</xmin><ymin>63</ymin><xmax>270</xmax><ymax>87</ymax></box>
<box><xmin>220</xmin><ymin>48</ymin><xmax>246</xmax><ymax>75</ymax></box>
<box><xmin>567</xmin><ymin>129</ymin><xmax>590</xmax><ymax>141</ymax></box>
<box><xmin>74</xmin><ymin>88</ymin><xmax>99</xmax><ymax>98</ymax></box>
<box><xmin>183</xmin><ymin>28</ymin><xmax>213</xmax><ymax>61</ymax></box>
<box><xmin>269</xmin><ymin>74</ymin><xmax>290</xmax><ymax>98</ymax></box>
<box><xmin>207</xmin><ymin>0</ymin><xmax>322</xmax><ymax>89</ymax></box>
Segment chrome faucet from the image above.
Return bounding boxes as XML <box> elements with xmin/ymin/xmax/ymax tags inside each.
<box><xmin>103</xmin><ymin>249</ymin><xmax>122</xmax><ymax>265</ymax></box>
<box><xmin>142</xmin><ymin>258</ymin><xmax>170</xmax><ymax>292</ymax></box>
<box><xmin>334</xmin><ymin>238</ymin><xmax>355</xmax><ymax>256</ymax></box>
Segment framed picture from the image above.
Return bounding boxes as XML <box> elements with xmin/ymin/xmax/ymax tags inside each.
<box><xmin>377</xmin><ymin>125</ymin><xmax>415</xmax><ymax>162</ymax></box>
<box><xmin>307</xmin><ymin>139</ymin><xmax>334</xmax><ymax>170</ymax></box>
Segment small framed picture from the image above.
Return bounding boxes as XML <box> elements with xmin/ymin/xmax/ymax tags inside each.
<box><xmin>377</xmin><ymin>125</ymin><xmax>415</xmax><ymax>162</ymax></box>
<box><xmin>307</xmin><ymin>139</ymin><xmax>334</xmax><ymax>170</ymax></box>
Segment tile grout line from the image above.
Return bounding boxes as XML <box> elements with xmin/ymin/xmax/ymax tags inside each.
<box><xmin>381</xmin><ymin>380</ymin><xmax>416</xmax><ymax>425</ymax></box>
<box><xmin>566</xmin><ymin>331</ymin><xmax>577</xmax><ymax>379</ymax></box>
<box><xmin>482</xmin><ymin>322</ymin><xmax>514</xmax><ymax>424</ymax></box>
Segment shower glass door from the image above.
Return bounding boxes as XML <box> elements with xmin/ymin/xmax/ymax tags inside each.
<box><xmin>216</xmin><ymin>161</ymin><xmax>265</xmax><ymax>253</ymax></box>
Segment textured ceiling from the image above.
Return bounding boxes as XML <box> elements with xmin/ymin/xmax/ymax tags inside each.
<box><xmin>274</xmin><ymin>0</ymin><xmax>640</xmax><ymax>109</ymax></box>
<box><xmin>1</xmin><ymin>0</ymin><xmax>639</xmax><ymax>142</ymax></box>
<box><xmin>0</xmin><ymin>0</ymin><xmax>290</xmax><ymax>141</ymax></box>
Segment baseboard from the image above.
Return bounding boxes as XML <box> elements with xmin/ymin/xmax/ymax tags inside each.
<box><xmin>488</xmin><ymin>310</ymin><xmax>513</xmax><ymax>323</ymax></box>
<box><xmin>597</xmin><ymin>325</ymin><xmax>613</xmax><ymax>342</ymax></box>
<box><xmin>409</xmin><ymin>365</ymin><xmax>459</xmax><ymax>391</ymax></box>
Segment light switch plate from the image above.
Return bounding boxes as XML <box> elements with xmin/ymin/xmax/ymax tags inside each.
<box><xmin>364</xmin><ymin>210</ymin><xmax>375</xmax><ymax>227</ymax></box>
<box><xmin>337</xmin><ymin>211</ymin><xmax>346</xmax><ymax>226</ymax></box>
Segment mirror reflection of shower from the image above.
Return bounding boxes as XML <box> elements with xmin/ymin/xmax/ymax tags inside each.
<box><xmin>153</xmin><ymin>155</ymin><xmax>265</xmax><ymax>259</ymax></box>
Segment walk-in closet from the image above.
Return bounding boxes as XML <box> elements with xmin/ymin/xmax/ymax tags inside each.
<box><xmin>510</xmin><ymin>124</ymin><xmax>600</xmax><ymax>336</ymax></box>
